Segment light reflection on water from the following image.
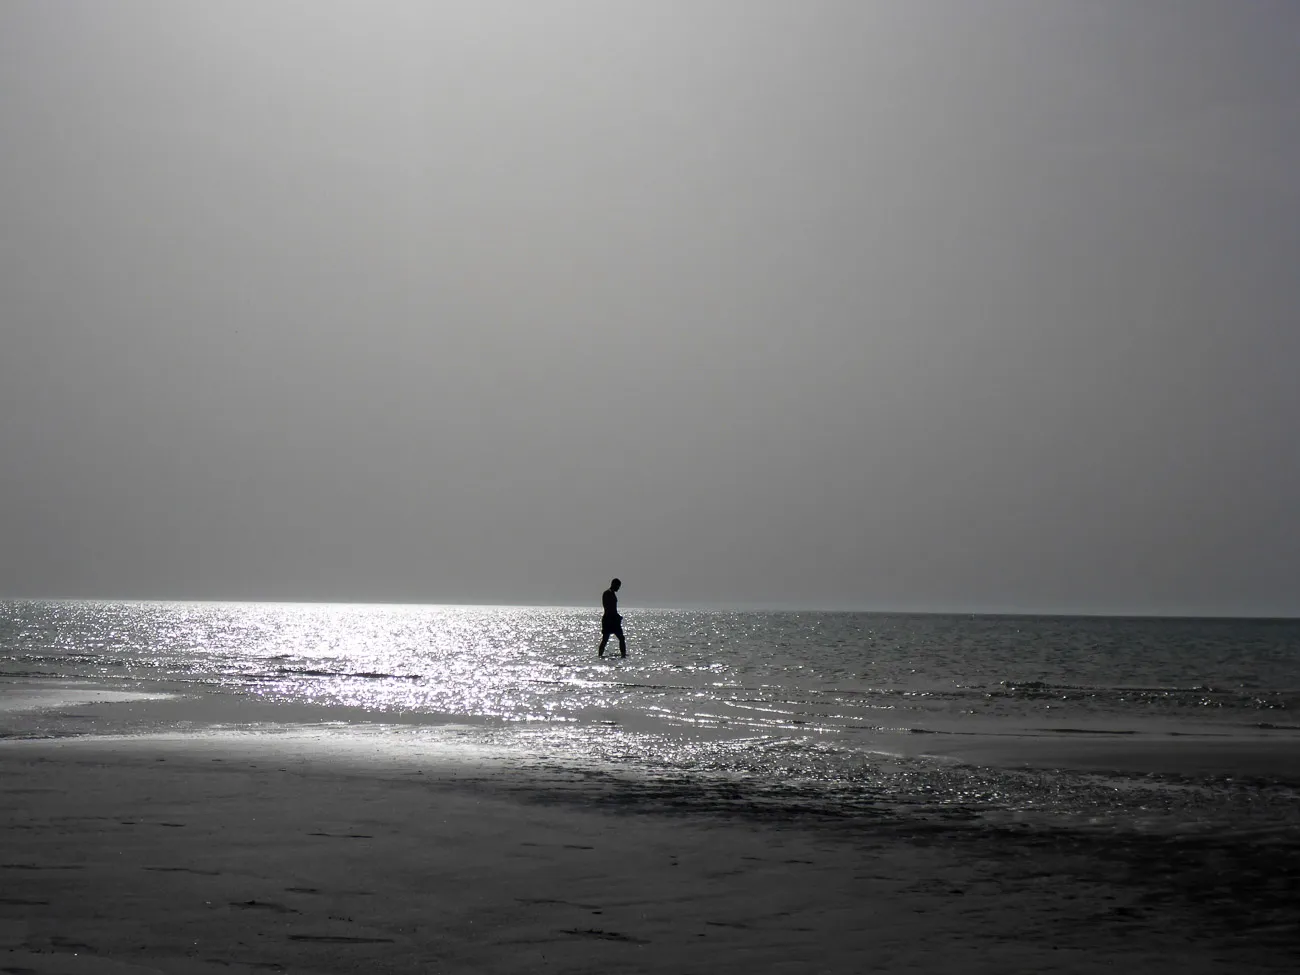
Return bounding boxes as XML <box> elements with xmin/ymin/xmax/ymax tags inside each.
<box><xmin>5</xmin><ymin>600</ymin><xmax>1300</xmax><ymax>733</ymax></box>
<box><xmin>4</xmin><ymin>600</ymin><xmax>1300</xmax><ymax>833</ymax></box>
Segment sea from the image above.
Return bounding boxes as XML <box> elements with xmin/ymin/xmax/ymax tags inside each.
<box><xmin>3</xmin><ymin>600</ymin><xmax>1299</xmax><ymax>840</ymax></box>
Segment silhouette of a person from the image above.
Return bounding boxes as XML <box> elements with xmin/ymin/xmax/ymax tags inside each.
<box><xmin>599</xmin><ymin>578</ymin><xmax>625</xmax><ymax>658</ymax></box>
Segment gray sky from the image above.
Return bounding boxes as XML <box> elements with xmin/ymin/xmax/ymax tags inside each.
<box><xmin>2</xmin><ymin>1</ymin><xmax>1298</xmax><ymax>614</ymax></box>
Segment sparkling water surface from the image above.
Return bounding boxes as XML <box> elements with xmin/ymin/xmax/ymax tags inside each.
<box><xmin>3</xmin><ymin>600</ymin><xmax>1299</xmax><ymax>835</ymax></box>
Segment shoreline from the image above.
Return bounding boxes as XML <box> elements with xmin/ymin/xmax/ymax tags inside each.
<box><xmin>3</xmin><ymin>730</ymin><xmax>1299</xmax><ymax>973</ymax></box>
<box><xmin>918</xmin><ymin>733</ymin><xmax>1300</xmax><ymax>779</ymax></box>
<box><xmin>4</xmin><ymin>675</ymin><xmax>1300</xmax><ymax>848</ymax></box>
<box><xmin>6</xmin><ymin>675</ymin><xmax>1298</xmax><ymax>780</ymax></box>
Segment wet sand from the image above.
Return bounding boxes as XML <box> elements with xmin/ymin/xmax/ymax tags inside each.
<box><xmin>919</xmin><ymin>731</ymin><xmax>1300</xmax><ymax>779</ymax></box>
<box><xmin>2</xmin><ymin>731</ymin><xmax>1297</xmax><ymax>974</ymax></box>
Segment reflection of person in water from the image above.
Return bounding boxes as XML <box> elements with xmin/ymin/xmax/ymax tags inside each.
<box><xmin>599</xmin><ymin>578</ymin><xmax>625</xmax><ymax>658</ymax></box>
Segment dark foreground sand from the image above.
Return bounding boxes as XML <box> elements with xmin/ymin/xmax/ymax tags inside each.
<box><xmin>2</xmin><ymin>733</ymin><xmax>1296</xmax><ymax>974</ymax></box>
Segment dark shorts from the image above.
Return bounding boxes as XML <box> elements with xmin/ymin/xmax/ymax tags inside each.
<box><xmin>602</xmin><ymin>617</ymin><xmax>623</xmax><ymax>636</ymax></box>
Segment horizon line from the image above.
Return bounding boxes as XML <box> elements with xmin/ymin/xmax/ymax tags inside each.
<box><xmin>1</xmin><ymin>594</ymin><xmax>1297</xmax><ymax>622</ymax></box>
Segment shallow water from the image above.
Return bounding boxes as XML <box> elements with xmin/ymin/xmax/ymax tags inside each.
<box><xmin>3</xmin><ymin>600</ymin><xmax>1299</xmax><ymax>836</ymax></box>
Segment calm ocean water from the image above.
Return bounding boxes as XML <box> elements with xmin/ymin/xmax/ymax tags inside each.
<box><xmin>3</xmin><ymin>600</ymin><xmax>1299</xmax><ymax>835</ymax></box>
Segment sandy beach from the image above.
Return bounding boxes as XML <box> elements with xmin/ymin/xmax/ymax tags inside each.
<box><xmin>2</xmin><ymin>730</ymin><xmax>1296</xmax><ymax>975</ymax></box>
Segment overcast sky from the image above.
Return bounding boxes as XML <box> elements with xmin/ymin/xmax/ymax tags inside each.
<box><xmin>2</xmin><ymin>1</ymin><xmax>1298</xmax><ymax>614</ymax></box>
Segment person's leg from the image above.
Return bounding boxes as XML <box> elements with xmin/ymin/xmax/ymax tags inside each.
<box><xmin>599</xmin><ymin>632</ymin><xmax>609</xmax><ymax>656</ymax></box>
<box><xmin>617</xmin><ymin>627</ymin><xmax>626</xmax><ymax>657</ymax></box>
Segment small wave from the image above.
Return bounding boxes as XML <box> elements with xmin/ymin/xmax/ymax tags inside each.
<box><xmin>993</xmin><ymin>680</ymin><xmax>1294</xmax><ymax>710</ymax></box>
<box><xmin>0</xmin><ymin>670</ymin><xmax>64</xmax><ymax>679</ymax></box>
<box><xmin>1000</xmin><ymin>680</ymin><xmax>1053</xmax><ymax>690</ymax></box>
<box><xmin>593</xmin><ymin>680</ymin><xmax>697</xmax><ymax>692</ymax></box>
<box><xmin>257</xmin><ymin>668</ymin><xmax>424</xmax><ymax>681</ymax></box>
<box><xmin>9</xmin><ymin>654</ymin><xmax>139</xmax><ymax>667</ymax></box>
<box><xmin>1032</xmin><ymin>727</ymin><xmax>1138</xmax><ymax>735</ymax></box>
<box><xmin>351</xmin><ymin>672</ymin><xmax>422</xmax><ymax>680</ymax></box>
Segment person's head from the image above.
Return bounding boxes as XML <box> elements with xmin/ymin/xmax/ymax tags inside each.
<box><xmin>610</xmin><ymin>578</ymin><xmax>621</xmax><ymax>591</ymax></box>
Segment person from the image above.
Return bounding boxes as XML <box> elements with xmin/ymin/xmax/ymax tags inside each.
<box><xmin>599</xmin><ymin>578</ymin><xmax>625</xmax><ymax>658</ymax></box>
